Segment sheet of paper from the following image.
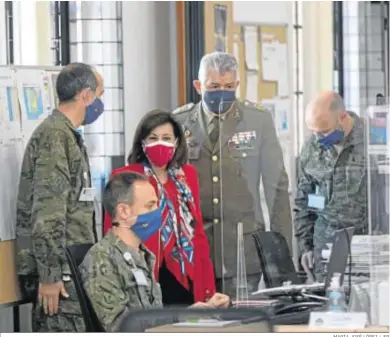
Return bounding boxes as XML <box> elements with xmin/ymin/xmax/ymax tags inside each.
<box><xmin>0</xmin><ymin>68</ymin><xmax>22</xmax><ymax>143</ymax></box>
<box><xmin>0</xmin><ymin>140</ymin><xmax>24</xmax><ymax>241</ymax></box>
<box><xmin>173</xmin><ymin>319</ymin><xmax>240</xmax><ymax>328</ymax></box>
<box><xmin>243</xmin><ymin>26</ymin><xmax>259</xmax><ymax>70</ymax></box>
<box><xmin>276</xmin><ymin>43</ymin><xmax>289</xmax><ymax>96</ymax></box>
<box><xmin>261</xmin><ymin>41</ymin><xmax>279</xmax><ymax>81</ymax></box>
<box><xmin>16</xmin><ymin>68</ymin><xmax>52</xmax><ymax>143</ymax></box>
<box><xmin>262</xmin><ymin>98</ymin><xmax>290</xmax><ymax>135</ymax></box>
<box><xmin>246</xmin><ymin>73</ymin><xmax>258</xmax><ymax>103</ymax></box>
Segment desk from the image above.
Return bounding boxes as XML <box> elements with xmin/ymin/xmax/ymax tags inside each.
<box><xmin>0</xmin><ymin>299</ymin><xmax>31</xmax><ymax>332</ymax></box>
<box><xmin>147</xmin><ymin>323</ymin><xmax>390</xmax><ymax>333</ymax></box>
<box><xmin>275</xmin><ymin>325</ymin><xmax>390</xmax><ymax>332</ymax></box>
<box><xmin>0</xmin><ymin>240</ymin><xmax>29</xmax><ymax>332</ymax></box>
<box><xmin>146</xmin><ymin>322</ymin><xmax>269</xmax><ymax>332</ymax></box>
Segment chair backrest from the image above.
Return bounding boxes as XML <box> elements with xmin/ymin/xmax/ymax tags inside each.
<box><xmin>252</xmin><ymin>230</ymin><xmax>301</xmax><ymax>288</ymax></box>
<box><xmin>65</xmin><ymin>244</ymin><xmax>105</xmax><ymax>332</ymax></box>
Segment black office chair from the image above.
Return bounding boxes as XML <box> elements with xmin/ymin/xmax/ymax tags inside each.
<box><xmin>252</xmin><ymin>230</ymin><xmax>306</xmax><ymax>288</ymax></box>
<box><xmin>65</xmin><ymin>244</ymin><xmax>105</xmax><ymax>332</ymax></box>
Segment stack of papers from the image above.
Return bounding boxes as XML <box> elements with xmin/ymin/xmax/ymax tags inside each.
<box><xmin>172</xmin><ymin>319</ymin><xmax>240</xmax><ymax>328</ymax></box>
<box><xmin>232</xmin><ymin>299</ymin><xmax>278</xmax><ymax>308</ymax></box>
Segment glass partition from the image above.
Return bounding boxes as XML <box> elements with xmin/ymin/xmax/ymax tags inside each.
<box><xmin>187</xmin><ymin>100</ymin><xmax>293</xmax><ymax>300</ymax></box>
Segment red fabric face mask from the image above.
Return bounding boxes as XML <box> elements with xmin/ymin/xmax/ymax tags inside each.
<box><xmin>144</xmin><ymin>141</ymin><xmax>175</xmax><ymax>167</ymax></box>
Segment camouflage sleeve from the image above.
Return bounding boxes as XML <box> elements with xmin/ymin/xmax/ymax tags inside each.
<box><xmin>259</xmin><ymin>110</ymin><xmax>292</xmax><ymax>246</ymax></box>
<box><xmin>31</xmin><ymin>130</ymin><xmax>71</xmax><ymax>283</ymax></box>
<box><xmin>79</xmin><ymin>250</ymin><xmax>132</xmax><ymax>332</ymax></box>
<box><xmin>293</xmin><ymin>150</ymin><xmax>316</xmax><ymax>253</ymax></box>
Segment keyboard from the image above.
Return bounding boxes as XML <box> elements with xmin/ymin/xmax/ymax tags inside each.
<box><xmin>251</xmin><ymin>283</ymin><xmax>325</xmax><ymax>297</ymax></box>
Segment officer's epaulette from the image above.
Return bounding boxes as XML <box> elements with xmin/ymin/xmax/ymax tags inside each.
<box><xmin>240</xmin><ymin>99</ymin><xmax>265</xmax><ymax>112</ymax></box>
<box><xmin>172</xmin><ymin>102</ymin><xmax>195</xmax><ymax>115</ymax></box>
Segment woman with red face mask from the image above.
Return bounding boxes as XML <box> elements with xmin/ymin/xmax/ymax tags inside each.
<box><xmin>103</xmin><ymin>109</ymin><xmax>222</xmax><ymax>307</ymax></box>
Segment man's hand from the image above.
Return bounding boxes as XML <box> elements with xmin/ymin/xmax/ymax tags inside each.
<box><xmin>189</xmin><ymin>301</ymin><xmax>214</xmax><ymax>309</ymax></box>
<box><xmin>301</xmin><ymin>251</ymin><xmax>314</xmax><ymax>269</ymax></box>
<box><xmin>207</xmin><ymin>293</ymin><xmax>230</xmax><ymax>308</ymax></box>
<box><xmin>39</xmin><ymin>281</ymin><xmax>69</xmax><ymax>315</ymax></box>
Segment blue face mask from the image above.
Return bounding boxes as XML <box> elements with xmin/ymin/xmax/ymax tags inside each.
<box><xmin>82</xmin><ymin>98</ymin><xmax>104</xmax><ymax>125</ymax></box>
<box><xmin>318</xmin><ymin>129</ymin><xmax>345</xmax><ymax>149</ymax></box>
<box><xmin>203</xmin><ymin>90</ymin><xmax>236</xmax><ymax>114</ymax></box>
<box><xmin>130</xmin><ymin>206</ymin><xmax>162</xmax><ymax>242</ymax></box>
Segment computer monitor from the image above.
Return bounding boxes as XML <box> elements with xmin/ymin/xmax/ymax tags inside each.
<box><xmin>325</xmin><ymin>226</ymin><xmax>355</xmax><ymax>288</ymax></box>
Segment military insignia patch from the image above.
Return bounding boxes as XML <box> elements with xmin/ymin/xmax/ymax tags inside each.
<box><xmin>242</xmin><ymin>99</ymin><xmax>265</xmax><ymax>111</ymax></box>
<box><xmin>172</xmin><ymin>102</ymin><xmax>194</xmax><ymax>115</ymax></box>
<box><xmin>228</xmin><ymin>131</ymin><xmax>257</xmax><ymax>150</ymax></box>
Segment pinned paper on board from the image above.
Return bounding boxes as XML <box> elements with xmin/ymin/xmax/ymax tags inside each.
<box><xmin>262</xmin><ymin>98</ymin><xmax>290</xmax><ymax>135</ymax></box>
<box><xmin>214</xmin><ymin>4</ymin><xmax>227</xmax><ymax>52</ymax></box>
<box><xmin>233</xmin><ymin>41</ymin><xmax>241</xmax><ymax>99</ymax></box>
<box><xmin>261</xmin><ymin>38</ymin><xmax>289</xmax><ymax>96</ymax></box>
<box><xmin>243</xmin><ymin>26</ymin><xmax>259</xmax><ymax>70</ymax></box>
<box><xmin>16</xmin><ymin>69</ymin><xmax>52</xmax><ymax>142</ymax></box>
<box><xmin>246</xmin><ymin>73</ymin><xmax>258</xmax><ymax>103</ymax></box>
<box><xmin>0</xmin><ymin>69</ymin><xmax>22</xmax><ymax>143</ymax></box>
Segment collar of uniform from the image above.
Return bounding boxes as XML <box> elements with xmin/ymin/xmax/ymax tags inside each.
<box><xmin>201</xmin><ymin>100</ymin><xmax>239</xmax><ymax>124</ymax></box>
<box><xmin>51</xmin><ymin>109</ymin><xmax>78</xmax><ymax>133</ymax></box>
<box><xmin>107</xmin><ymin>230</ymin><xmax>155</xmax><ymax>271</ymax></box>
<box><xmin>343</xmin><ymin>111</ymin><xmax>364</xmax><ymax>147</ymax></box>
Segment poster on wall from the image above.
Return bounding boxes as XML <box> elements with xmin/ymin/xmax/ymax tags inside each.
<box><xmin>214</xmin><ymin>4</ymin><xmax>227</xmax><ymax>52</ymax></box>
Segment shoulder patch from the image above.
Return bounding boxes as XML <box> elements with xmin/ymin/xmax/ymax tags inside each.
<box><xmin>240</xmin><ymin>99</ymin><xmax>265</xmax><ymax>112</ymax></box>
<box><xmin>172</xmin><ymin>102</ymin><xmax>195</xmax><ymax>115</ymax></box>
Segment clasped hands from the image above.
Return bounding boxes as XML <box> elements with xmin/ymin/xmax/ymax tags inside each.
<box><xmin>190</xmin><ymin>292</ymin><xmax>230</xmax><ymax>309</ymax></box>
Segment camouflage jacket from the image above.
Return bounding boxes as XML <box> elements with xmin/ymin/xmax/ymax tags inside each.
<box><xmin>294</xmin><ymin>112</ymin><xmax>376</xmax><ymax>261</ymax></box>
<box><xmin>16</xmin><ymin>109</ymin><xmax>97</xmax><ymax>284</ymax></box>
<box><xmin>79</xmin><ymin>231</ymin><xmax>163</xmax><ymax>332</ymax></box>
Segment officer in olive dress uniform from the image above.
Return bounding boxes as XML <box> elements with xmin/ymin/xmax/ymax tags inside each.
<box><xmin>172</xmin><ymin>52</ymin><xmax>292</xmax><ymax>296</ymax></box>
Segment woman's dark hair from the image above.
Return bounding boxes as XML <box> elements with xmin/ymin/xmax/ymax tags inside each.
<box><xmin>127</xmin><ymin>109</ymin><xmax>188</xmax><ymax>167</ymax></box>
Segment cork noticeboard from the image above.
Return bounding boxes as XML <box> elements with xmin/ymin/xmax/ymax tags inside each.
<box><xmin>0</xmin><ymin>240</ymin><xmax>20</xmax><ymax>304</ymax></box>
<box><xmin>204</xmin><ymin>2</ymin><xmax>289</xmax><ymax>102</ymax></box>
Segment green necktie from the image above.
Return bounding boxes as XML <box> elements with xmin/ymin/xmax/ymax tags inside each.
<box><xmin>209</xmin><ymin>118</ymin><xmax>220</xmax><ymax>145</ymax></box>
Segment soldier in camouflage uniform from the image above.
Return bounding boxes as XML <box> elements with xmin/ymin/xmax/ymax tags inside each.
<box><xmin>172</xmin><ymin>52</ymin><xmax>292</xmax><ymax>296</ymax></box>
<box><xmin>15</xmin><ymin>63</ymin><xmax>105</xmax><ymax>332</ymax></box>
<box><xmin>79</xmin><ymin>172</ymin><xmax>229</xmax><ymax>332</ymax></box>
<box><xmin>294</xmin><ymin>91</ymin><xmax>372</xmax><ymax>281</ymax></box>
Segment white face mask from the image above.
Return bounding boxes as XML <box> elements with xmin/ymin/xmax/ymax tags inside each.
<box><xmin>143</xmin><ymin>140</ymin><xmax>176</xmax><ymax>149</ymax></box>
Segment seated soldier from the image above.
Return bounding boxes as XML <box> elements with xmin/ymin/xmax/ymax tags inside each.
<box><xmin>79</xmin><ymin>172</ymin><xmax>229</xmax><ymax>331</ymax></box>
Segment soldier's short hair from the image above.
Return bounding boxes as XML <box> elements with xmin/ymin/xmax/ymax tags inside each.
<box><xmin>103</xmin><ymin>172</ymin><xmax>147</xmax><ymax>218</ymax></box>
<box><xmin>128</xmin><ymin>109</ymin><xmax>188</xmax><ymax>167</ymax></box>
<box><xmin>56</xmin><ymin>62</ymin><xmax>98</xmax><ymax>103</ymax></box>
<box><xmin>198</xmin><ymin>52</ymin><xmax>238</xmax><ymax>84</ymax></box>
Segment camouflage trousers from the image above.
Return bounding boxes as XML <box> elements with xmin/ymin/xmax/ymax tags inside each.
<box><xmin>19</xmin><ymin>275</ymin><xmax>85</xmax><ymax>332</ymax></box>
<box><xmin>216</xmin><ymin>274</ymin><xmax>261</xmax><ymax>299</ymax></box>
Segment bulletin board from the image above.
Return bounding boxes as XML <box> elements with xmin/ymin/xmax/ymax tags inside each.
<box><xmin>0</xmin><ymin>65</ymin><xmax>61</xmax><ymax>305</ymax></box>
<box><xmin>204</xmin><ymin>1</ymin><xmax>289</xmax><ymax>103</ymax></box>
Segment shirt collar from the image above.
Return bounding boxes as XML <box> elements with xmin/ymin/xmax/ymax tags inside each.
<box><xmin>106</xmin><ymin>230</ymin><xmax>155</xmax><ymax>271</ymax></box>
<box><xmin>201</xmin><ymin>100</ymin><xmax>235</xmax><ymax>124</ymax></box>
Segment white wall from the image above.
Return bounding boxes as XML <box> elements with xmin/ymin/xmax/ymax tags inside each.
<box><xmin>0</xmin><ymin>1</ymin><xmax>7</xmax><ymax>64</ymax></box>
<box><xmin>11</xmin><ymin>0</ymin><xmax>52</xmax><ymax>66</ymax></box>
<box><xmin>300</xmin><ymin>1</ymin><xmax>333</xmax><ymax>144</ymax></box>
<box><xmin>122</xmin><ymin>1</ymin><xmax>176</xmax><ymax>158</ymax></box>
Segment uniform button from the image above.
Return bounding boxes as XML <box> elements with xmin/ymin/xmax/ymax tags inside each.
<box><xmin>213</xmin><ymin>218</ymin><xmax>219</xmax><ymax>224</ymax></box>
<box><xmin>212</xmin><ymin>155</ymin><xmax>218</xmax><ymax>162</ymax></box>
<box><xmin>242</xmin><ymin>152</ymin><xmax>247</xmax><ymax>158</ymax></box>
<box><xmin>213</xmin><ymin>198</ymin><xmax>219</xmax><ymax>204</ymax></box>
<box><xmin>212</xmin><ymin>176</ymin><xmax>219</xmax><ymax>182</ymax></box>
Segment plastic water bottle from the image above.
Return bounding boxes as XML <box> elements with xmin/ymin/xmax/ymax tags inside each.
<box><xmin>326</xmin><ymin>273</ymin><xmax>347</xmax><ymax>312</ymax></box>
